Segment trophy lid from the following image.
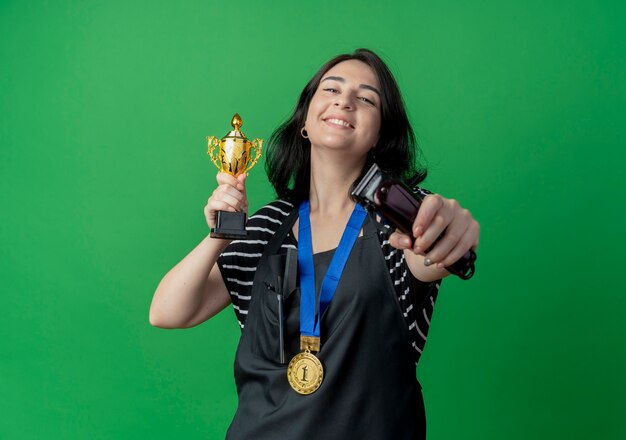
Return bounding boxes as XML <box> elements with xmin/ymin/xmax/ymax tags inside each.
<box><xmin>223</xmin><ymin>113</ymin><xmax>248</xmax><ymax>141</ymax></box>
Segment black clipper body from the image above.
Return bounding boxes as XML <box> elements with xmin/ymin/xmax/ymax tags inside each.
<box><xmin>352</xmin><ymin>164</ymin><xmax>476</xmax><ymax>280</ymax></box>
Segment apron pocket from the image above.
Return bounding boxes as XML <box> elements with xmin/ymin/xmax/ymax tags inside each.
<box><xmin>250</xmin><ymin>274</ymin><xmax>282</xmax><ymax>363</ymax></box>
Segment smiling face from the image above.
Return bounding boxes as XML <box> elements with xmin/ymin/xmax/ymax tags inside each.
<box><xmin>304</xmin><ymin>60</ymin><xmax>382</xmax><ymax>161</ymax></box>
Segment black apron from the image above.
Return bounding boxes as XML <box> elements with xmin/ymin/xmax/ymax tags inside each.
<box><xmin>226</xmin><ymin>209</ymin><xmax>425</xmax><ymax>440</ymax></box>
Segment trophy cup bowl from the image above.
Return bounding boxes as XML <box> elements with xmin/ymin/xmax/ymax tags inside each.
<box><xmin>207</xmin><ymin>113</ymin><xmax>263</xmax><ymax>239</ymax></box>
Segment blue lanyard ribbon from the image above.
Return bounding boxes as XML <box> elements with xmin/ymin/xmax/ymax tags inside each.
<box><xmin>298</xmin><ymin>200</ymin><xmax>367</xmax><ymax>339</ymax></box>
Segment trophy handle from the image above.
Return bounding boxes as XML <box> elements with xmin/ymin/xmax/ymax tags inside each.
<box><xmin>207</xmin><ymin>136</ymin><xmax>222</xmax><ymax>171</ymax></box>
<box><xmin>245</xmin><ymin>139</ymin><xmax>263</xmax><ymax>174</ymax></box>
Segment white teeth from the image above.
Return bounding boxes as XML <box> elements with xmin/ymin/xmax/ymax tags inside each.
<box><xmin>326</xmin><ymin>118</ymin><xmax>352</xmax><ymax>128</ymax></box>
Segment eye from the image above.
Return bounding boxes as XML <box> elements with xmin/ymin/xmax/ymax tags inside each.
<box><xmin>358</xmin><ymin>96</ymin><xmax>376</xmax><ymax>106</ymax></box>
<box><xmin>323</xmin><ymin>87</ymin><xmax>339</xmax><ymax>93</ymax></box>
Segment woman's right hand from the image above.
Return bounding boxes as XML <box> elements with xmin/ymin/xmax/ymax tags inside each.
<box><xmin>204</xmin><ymin>172</ymin><xmax>248</xmax><ymax>230</ymax></box>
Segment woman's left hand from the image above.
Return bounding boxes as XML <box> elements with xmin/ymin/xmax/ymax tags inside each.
<box><xmin>388</xmin><ymin>194</ymin><xmax>480</xmax><ymax>279</ymax></box>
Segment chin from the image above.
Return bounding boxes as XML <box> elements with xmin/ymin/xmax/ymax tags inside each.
<box><xmin>312</xmin><ymin>136</ymin><xmax>356</xmax><ymax>151</ymax></box>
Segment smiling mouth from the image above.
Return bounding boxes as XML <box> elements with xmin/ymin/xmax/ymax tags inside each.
<box><xmin>323</xmin><ymin>118</ymin><xmax>354</xmax><ymax>129</ymax></box>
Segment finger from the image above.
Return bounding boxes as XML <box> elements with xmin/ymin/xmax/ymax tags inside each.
<box><xmin>204</xmin><ymin>201</ymin><xmax>235</xmax><ymax>229</ymax></box>
<box><xmin>413</xmin><ymin>212</ymin><xmax>448</xmax><ymax>254</ymax></box>
<box><xmin>208</xmin><ymin>184</ymin><xmax>245</xmax><ymax>207</ymax></box>
<box><xmin>237</xmin><ymin>174</ymin><xmax>247</xmax><ymax>193</ymax></box>
<box><xmin>204</xmin><ymin>204</ymin><xmax>217</xmax><ymax>223</ymax></box>
<box><xmin>437</xmin><ymin>221</ymin><xmax>480</xmax><ymax>268</ymax></box>
<box><xmin>209</xmin><ymin>192</ymin><xmax>243</xmax><ymax>211</ymax></box>
<box><xmin>422</xmin><ymin>217</ymin><xmax>469</xmax><ymax>265</ymax></box>
<box><xmin>207</xmin><ymin>199</ymin><xmax>238</xmax><ymax>213</ymax></box>
<box><xmin>413</xmin><ymin>194</ymin><xmax>445</xmax><ymax>236</ymax></box>
<box><xmin>216</xmin><ymin>172</ymin><xmax>240</xmax><ymax>186</ymax></box>
<box><xmin>236</xmin><ymin>174</ymin><xmax>249</xmax><ymax>209</ymax></box>
<box><xmin>215</xmin><ymin>183</ymin><xmax>245</xmax><ymax>202</ymax></box>
<box><xmin>389</xmin><ymin>231</ymin><xmax>414</xmax><ymax>250</ymax></box>
<box><xmin>212</xmin><ymin>191</ymin><xmax>244</xmax><ymax>210</ymax></box>
<box><xmin>471</xmin><ymin>221</ymin><xmax>480</xmax><ymax>251</ymax></box>
<box><xmin>212</xmin><ymin>182</ymin><xmax>246</xmax><ymax>207</ymax></box>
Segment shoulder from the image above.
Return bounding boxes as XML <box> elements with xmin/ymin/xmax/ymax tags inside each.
<box><xmin>248</xmin><ymin>199</ymin><xmax>295</xmax><ymax>224</ymax></box>
<box><xmin>244</xmin><ymin>199</ymin><xmax>295</xmax><ymax>239</ymax></box>
<box><xmin>222</xmin><ymin>199</ymin><xmax>295</xmax><ymax>251</ymax></box>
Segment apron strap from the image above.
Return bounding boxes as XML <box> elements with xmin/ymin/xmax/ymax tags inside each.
<box><xmin>363</xmin><ymin>212</ymin><xmax>380</xmax><ymax>237</ymax></box>
<box><xmin>262</xmin><ymin>205</ymin><xmax>299</xmax><ymax>257</ymax></box>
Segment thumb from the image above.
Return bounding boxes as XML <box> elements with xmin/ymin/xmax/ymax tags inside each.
<box><xmin>236</xmin><ymin>173</ymin><xmax>247</xmax><ymax>190</ymax></box>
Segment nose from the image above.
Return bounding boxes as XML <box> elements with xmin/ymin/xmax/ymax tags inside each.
<box><xmin>333</xmin><ymin>95</ymin><xmax>353</xmax><ymax>110</ymax></box>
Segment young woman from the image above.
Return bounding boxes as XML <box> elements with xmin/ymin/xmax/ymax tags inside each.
<box><xmin>150</xmin><ymin>49</ymin><xmax>480</xmax><ymax>439</ymax></box>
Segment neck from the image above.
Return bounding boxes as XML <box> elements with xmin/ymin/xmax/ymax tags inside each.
<box><xmin>308</xmin><ymin>148</ymin><xmax>366</xmax><ymax>216</ymax></box>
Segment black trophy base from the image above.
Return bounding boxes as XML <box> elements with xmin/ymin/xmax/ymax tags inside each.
<box><xmin>210</xmin><ymin>210</ymin><xmax>248</xmax><ymax>239</ymax></box>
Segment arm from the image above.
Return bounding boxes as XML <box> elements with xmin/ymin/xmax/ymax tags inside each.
<box><xmin>389</xmin><ymin>194</ymin><xmax>480</xmax><ymax>282</ymax></box>
<box><xmin>149</xmin><ymin>236</ymin><xmax>231</xmax><ymax>328</ymax></box>
<box><xmin>149</xmin><ymin>173</ymin><xmax>248</xmax><ymax>328</ymax></box>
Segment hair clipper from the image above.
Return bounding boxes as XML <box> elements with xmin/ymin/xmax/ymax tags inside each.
<box><xmin>352</xmin><ymin>163</ymin><xmax>476</xmax><ymax>280</ymax></box>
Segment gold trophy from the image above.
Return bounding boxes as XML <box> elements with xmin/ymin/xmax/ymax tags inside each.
<box><xmin>207</xmin><ymin>113</ymin><xmax>263</xmax><ymax>239</ymax></box>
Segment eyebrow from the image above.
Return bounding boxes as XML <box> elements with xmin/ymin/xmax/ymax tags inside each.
<box><xmin>321</xmin><ymin>76</ymin><xmax>381</xmax><ymax>97</ymax></box>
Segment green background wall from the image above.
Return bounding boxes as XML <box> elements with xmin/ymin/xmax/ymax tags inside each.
<box><xmin>2</xmin><ymin>0</ymin><xmax>624</xmax><ymax>438</ymax></box>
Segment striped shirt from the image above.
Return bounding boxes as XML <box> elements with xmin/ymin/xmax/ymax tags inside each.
<box><xmin>217</xmin><ymin>197</ymin><xmax>441</xmax><ymax>363</ymax></box>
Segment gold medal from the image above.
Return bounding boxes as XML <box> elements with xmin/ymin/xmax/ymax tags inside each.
<box><xmin>287</xmin><ymin>351</ymin><xmax>324</xmax><ymax>395</ymax></box>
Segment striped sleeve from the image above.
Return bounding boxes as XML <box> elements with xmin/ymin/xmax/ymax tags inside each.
<box><xmin>217</xmin><ymin>200</ymin><xmax>294</xmax><ymax>329</ymax></box>
<box><xmin>377</xmin><ymin>185</ymin><xmax>442</xmax><ymax>364</ymax></box>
